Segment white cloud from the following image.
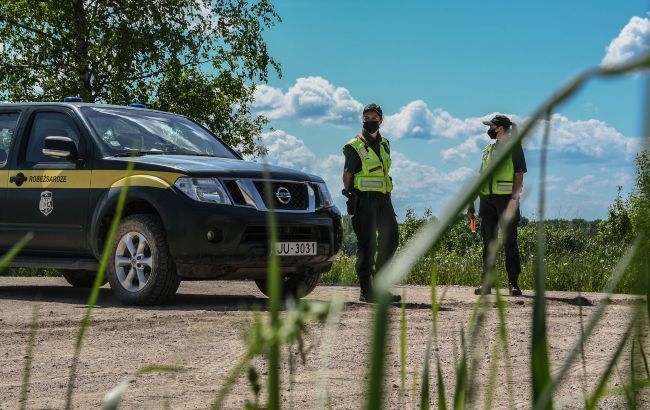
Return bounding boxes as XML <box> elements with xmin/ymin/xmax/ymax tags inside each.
<box><xmin>255</xmin><ymin>76</ymin><xmax>639</xmax><ymax>165</ymax></box>
<box><xmin>441</xmin><ymin>134</ymin><xmax>489</xmax><ymax>163</ymax></box>
<box><xmin>382</xmin><ymin>100</ymin><xmax>485</xmax><ymax>140</ymax></box>
<box><xmin>563</xmin><ymin>171</ymin><xmax>632</xmax><ymax>197</ymax></box>
<box><xmin>565</xmin><ymin>175</ymin><xmax>597</xmax><ymax>196</ymax></box>
<box><xmin>601</xmin><ymin>14</ymin><xmax>650</xmax><ymax>67</ymax></box>
<box><xmin>257</xmin><ymin>129</ymin><xmax>317</xmax><ymax>171</ymax></box>
<box><xmin>442</xmin><ymin>114</ymin><xmax>640</xmax><ymax>165</ymax></box>
<box><xmin>253</xmin><ymin>77</ymin><xmax>363</xmax><ymax>126</ymax></box>
<box><xmin>528</xmin><ymin>114</ymin><xmax>640</xmax><ymax>161</ymax></box>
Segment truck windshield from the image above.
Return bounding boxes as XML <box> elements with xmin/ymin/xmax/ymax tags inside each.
<box><xmin>80</xmin><ymin>107</ymin><xmax>238</xmax><ymax>158</ymax></box>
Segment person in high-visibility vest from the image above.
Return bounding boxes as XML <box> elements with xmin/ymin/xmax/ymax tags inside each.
<box><xmin>468</xmin><ymin>114</ymin><xmax>527</xmax><ymax>296</ymax></box>
<box><xmin>342</xmin><ymin>104</ymin><xmax>401</xmax><ymax>303</ymax></box>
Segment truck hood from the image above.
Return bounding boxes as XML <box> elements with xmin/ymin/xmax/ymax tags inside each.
<box><xmin>105</xmin><ymin>155</ymin><xmax>325</xmax><ymax>182</ymax></box>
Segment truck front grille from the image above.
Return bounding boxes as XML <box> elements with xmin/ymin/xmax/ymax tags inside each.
<box><xmin>253</xmin><ymin>181</ymin><xmax>308</xmax><ymax>210</ymax></box>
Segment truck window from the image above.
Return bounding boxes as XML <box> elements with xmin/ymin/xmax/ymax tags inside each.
<box><xmin>0</xmin><ymin>112</ymin><xmax>20</xmax><ymax>167</ymax></box>
<box><xmin>25</xmin><ymin>112</ymin><xmax>82</xmax><ymax>163</ymax></box>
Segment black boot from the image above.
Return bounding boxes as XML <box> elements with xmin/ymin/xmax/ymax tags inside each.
<box><xmin>510</xmin><ymin>283</ymin><xmax>522</xmax><ymax>296</ymax></box>
<box><xmin>359</xmin><ymin>277</ymin><xmax>372</xmax><ymax>302</ymax></box>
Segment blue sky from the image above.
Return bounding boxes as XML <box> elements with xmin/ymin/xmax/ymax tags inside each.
<box><xmin>252</xmin><ymin>0</ymin><xmax>650</xmax><ymax>220</ymax></box>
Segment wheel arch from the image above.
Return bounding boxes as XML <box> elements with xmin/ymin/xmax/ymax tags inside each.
<box><xmin>89</xmin><ymin>187</ymin><xmax>167</xmax><ymax>259</ymax></box>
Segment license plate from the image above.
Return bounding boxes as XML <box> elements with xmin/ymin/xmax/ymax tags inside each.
<box><xmin>275</xmin><ymin>242</ymin><xmax>317</xmax><ymax>256</ymax></box>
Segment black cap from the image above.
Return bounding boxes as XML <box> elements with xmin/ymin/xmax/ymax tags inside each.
<box><xmin>482</xmin><ymin>114</ymin><xmax>513</xmax><ymax>127</ymax></box>
<box><xmin>363</xmin><ymin>103</ymin><xmax>383</xmax><ymax>119</ymax></box>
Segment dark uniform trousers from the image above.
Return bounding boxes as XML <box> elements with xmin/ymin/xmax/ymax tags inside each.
<box><xmin>479</xmin><ymin>194</ymin><xmax>522</xmax><ymax>287</ymax></box>
<box><xmin>351</xmin><ymin>192</ymin><xmax>399</xmax><ymax>291</ymax></box>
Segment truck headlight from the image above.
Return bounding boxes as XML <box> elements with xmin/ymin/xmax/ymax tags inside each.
<box><xmin>174</xmin><ymin>178</ymin><xmax>232</xmax><ymax>205</ymax></box>
<box><xmin>316</xmin><ymin>182</ymin><xmax>334</xmax><ymax>208</ymax></box>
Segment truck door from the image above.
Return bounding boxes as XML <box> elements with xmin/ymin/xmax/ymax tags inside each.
<box><xmin>0</xmin><ymin>111</ymin><xmax>22</xmax><ymax>251</ymax></box>
<box><xmin>3</xmin><ymin>108</ymin><xmax>92</xmax><ymax>255</ymax></box>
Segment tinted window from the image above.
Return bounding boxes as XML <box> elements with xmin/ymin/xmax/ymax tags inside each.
<box><xmin>0</xmin><ymin>112</ymin><xmax>20</xmax><ymax>167</ymax></box>
<box><xmin>81</xmin><ymin>107</ymin><xmax>237</xmax><ymax>159</ymax></box>
<box><xmin>26</xmin><ymin>112</ymin><xmax>82</xmax><ymax>163</ymax></box>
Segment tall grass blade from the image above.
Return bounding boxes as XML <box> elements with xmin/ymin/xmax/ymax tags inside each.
<box><xmin>645</xmin><ymin>73</ymin><xmax>650</xmax><ymax>325</ymax></box>
<box><xmin>261</xmin><ymin>160</ymin><xmax>281</xmax><ymax>410</ymax></box>
<box><xmin>494</xmin><ymin>288</ymin><xmax>515</xmax><ymax>410</ymax></box>
<box><xmin>65</xmin><ymin>161</ymin><xmax>135</xmax><ymax>410</ymax></box>
<box><xmin>419</xmin><ymin>332</ymin><xmax>432</xmax><ymax>410</ymax></box>
<box><xmin>19</xmin><ymin>305</ymin><xmax>38</xmax><ymax>410</ymax></box>
<box><xmin>430</xmin><ymin>265</ymin><xmax>438</xmax><ymax>339</ymax></box>
<box><xmin>484</xmin><ymin>291</ymin><xmax>505</xmax><ymax>410</ymax></box>
<box><xmin>629</xmin><ymin>339</ymin><xmax>639</xmax><ymax>409</ymax></box>
<box><xmin>453</xmin><ymin>330</ymin><xmax>468</xmax><ymax>410</ymax></box>
<box><xmin>364</xmin><ymin>295</ymin><xmax>391</xmax><ymax>410</ymax></box>
<box><xmin>532</xmin><ymin>110</ymin><xmax>553</xmax><ymax>410</ymax></box>
<box><xmin>584</xmin><ymin>321</ymin><xmax>634</xmax><ymax>410</ymax></box>
<box><xmin>211</xmin><ymin>351</ymin><xmax>255</xmax><ymax>409</ymax></box>
<box><xmin>436</xmin><ymin>355</ymin><xmax>448</xmax><ymax>410</ymax></box>
<box><xmin>401</xmin><ymin>290</ymin><xmax>407</xmax><ymax>401</ymax></box>
<box><xmin>637</xmin><ymin>337</ymin><xmax>650</xmax><ymax>379</ymax></box>
<box><xmin>578</xmin><ymin>292</ymin><xmax>588</xmax><ymax>405</ymax></box>
<box><xmin>316</xmin><ymin>294</ymin><xmax>344</xmax><ymax>410</ymax></box>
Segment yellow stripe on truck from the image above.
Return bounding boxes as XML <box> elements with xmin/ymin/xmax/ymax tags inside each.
<box><xmin>91</xmin><ymin>170</ymin><xmax>184</xmax><ymax>189</ymax></box>
<box><xmin>0</xmin><ymin>170</ymin><xmax>8</xmax><ymax>189</ymax></box>
<box><xmin>6</xmin><ymin>170</ymin><xmax>185</xmax><ymax>189</ymax></box>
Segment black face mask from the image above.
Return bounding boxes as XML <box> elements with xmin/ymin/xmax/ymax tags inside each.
<box><xmin>487</xmin><ymin>128</ymin><xmax>498</xmax><ymax>139</ymax></box>
<box><xmin>363</xmin><ymin>121</ymin><xmax>380</xmax><ymax>134</ymax></box>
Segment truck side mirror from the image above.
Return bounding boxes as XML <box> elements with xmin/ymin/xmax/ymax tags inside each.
<box><xmin>42</xmin><ymin>136</ymin><xmax>80</xmax><ymax>162</ymax></box>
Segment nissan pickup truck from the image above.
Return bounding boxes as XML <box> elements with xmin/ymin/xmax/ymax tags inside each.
<box><xmin>0</xmin><ymin>101</ymin><xmax>342</xmax><ymax>305</ymax></box>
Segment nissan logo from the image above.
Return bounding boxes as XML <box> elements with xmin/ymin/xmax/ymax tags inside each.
<box><xmin>276</xmin><ymin>187</ymin><xmax>291</xmax><ymax>205</ymax></box>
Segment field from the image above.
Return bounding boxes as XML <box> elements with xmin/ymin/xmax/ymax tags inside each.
<box><xmin>1</xmin><ymin>277</ymin><xmax>648</xmax><ymax>409</ymax></box>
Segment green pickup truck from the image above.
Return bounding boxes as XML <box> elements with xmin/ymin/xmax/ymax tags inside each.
<box><xmin>0</xmin><ymin>101</ymin><xmax>342</xmax><ymax>305</ymax></box>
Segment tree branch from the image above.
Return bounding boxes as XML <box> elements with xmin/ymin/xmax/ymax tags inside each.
<box><xmin>0</xmin><ymin>16</ymin><xmax>49</xmax><ymax>37</ymax></box>
<box><xmin>126</xmin><ymin>58</ymin><xmax>212</xmax><ymax>82</ymax></box>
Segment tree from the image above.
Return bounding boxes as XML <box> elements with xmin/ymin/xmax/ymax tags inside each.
<box><xmin>0</xmin><ymin>0</ymin><xmax>281</xmax><ymax>156</ymax></box>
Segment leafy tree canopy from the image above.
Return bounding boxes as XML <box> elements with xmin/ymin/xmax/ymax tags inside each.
<box><xmin>0</xmin><ymin>0</ymin><xmax>281</xmax><ymax>155</ymax></box>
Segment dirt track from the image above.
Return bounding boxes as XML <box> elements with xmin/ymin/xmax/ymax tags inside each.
<box><xmin>0</xmin><ymin>277</ymin><xmax>648</xmax><ymax>409</ymax></box>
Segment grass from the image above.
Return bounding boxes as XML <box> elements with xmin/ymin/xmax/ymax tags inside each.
<box><xmin>322</xmin><ymin>218</ymin><xmax>635</xmax><ymax>294</ymax></box>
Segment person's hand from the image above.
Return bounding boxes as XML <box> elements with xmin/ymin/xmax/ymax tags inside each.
<box><xmin>467</xmin><ymin>208</ymin><xmax>475</xmax><ymax>218</ymax></box>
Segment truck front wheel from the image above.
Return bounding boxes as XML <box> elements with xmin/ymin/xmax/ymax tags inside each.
<box><xmin>107</xmin><ymin>214</ymin><xmax>180</xmax><ymax>305</ymax></box>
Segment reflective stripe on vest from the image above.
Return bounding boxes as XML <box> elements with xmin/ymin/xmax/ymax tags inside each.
<box><xmin>479</xmin><ymin>143</ymin><xmax>514</xmax><ymax>195</ymax></box>
<box><xmin>342</xmin><ymin>134</ymin><xmax>393</xmax><ymax>193</ymax></box>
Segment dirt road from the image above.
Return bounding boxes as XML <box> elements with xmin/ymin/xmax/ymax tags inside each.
<box><xmin>0</xmin><ymin>277</ymin><xmax>647</xmax><ymax>409</ymax></box>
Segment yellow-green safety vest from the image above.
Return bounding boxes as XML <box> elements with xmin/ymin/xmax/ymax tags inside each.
<box><xmin>479</xmin><ymin>142</ymin><xmax>514</xmax><ymax>195</ymax></box>
<box><xmin>343</xmin><ymin>134</ymin><xmax>393</xmax><ymax>193</ymax></box>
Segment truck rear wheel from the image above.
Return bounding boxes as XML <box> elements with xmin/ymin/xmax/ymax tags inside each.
<box><xmin>255</xmin><ymin>271</ymin><xmax>321</xmax><ymax>300</ymax></box>
<box><xmin>107</xmin><ymin>214</ymin><xmax>180</xmax><ymax>305</ymax></box>
<box><xmin>62</xmin><ymin>270</ymin><xmax>108</xmax><ymax>288</ymax></box>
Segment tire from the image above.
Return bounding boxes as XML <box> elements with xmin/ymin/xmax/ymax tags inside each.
<box><xmin>62</xmin><ymin>270</ymin><xmax>108</xmax><ymax>288</ymax></box>
<box><xmin>255</xmin><ymin>271</ymin><xmax>321</xmax><ymax>300</ymax></box>
<box><xmin>106</xmin><ymin>214</ymin><xmax>180</xmax><ymax>305</ymax></box>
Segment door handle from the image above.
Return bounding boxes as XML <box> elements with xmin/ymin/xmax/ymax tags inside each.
<box><xmin>9</xmin><ymin>172</ymin><xmax>27</xmax><ymax>186</ymax></box>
